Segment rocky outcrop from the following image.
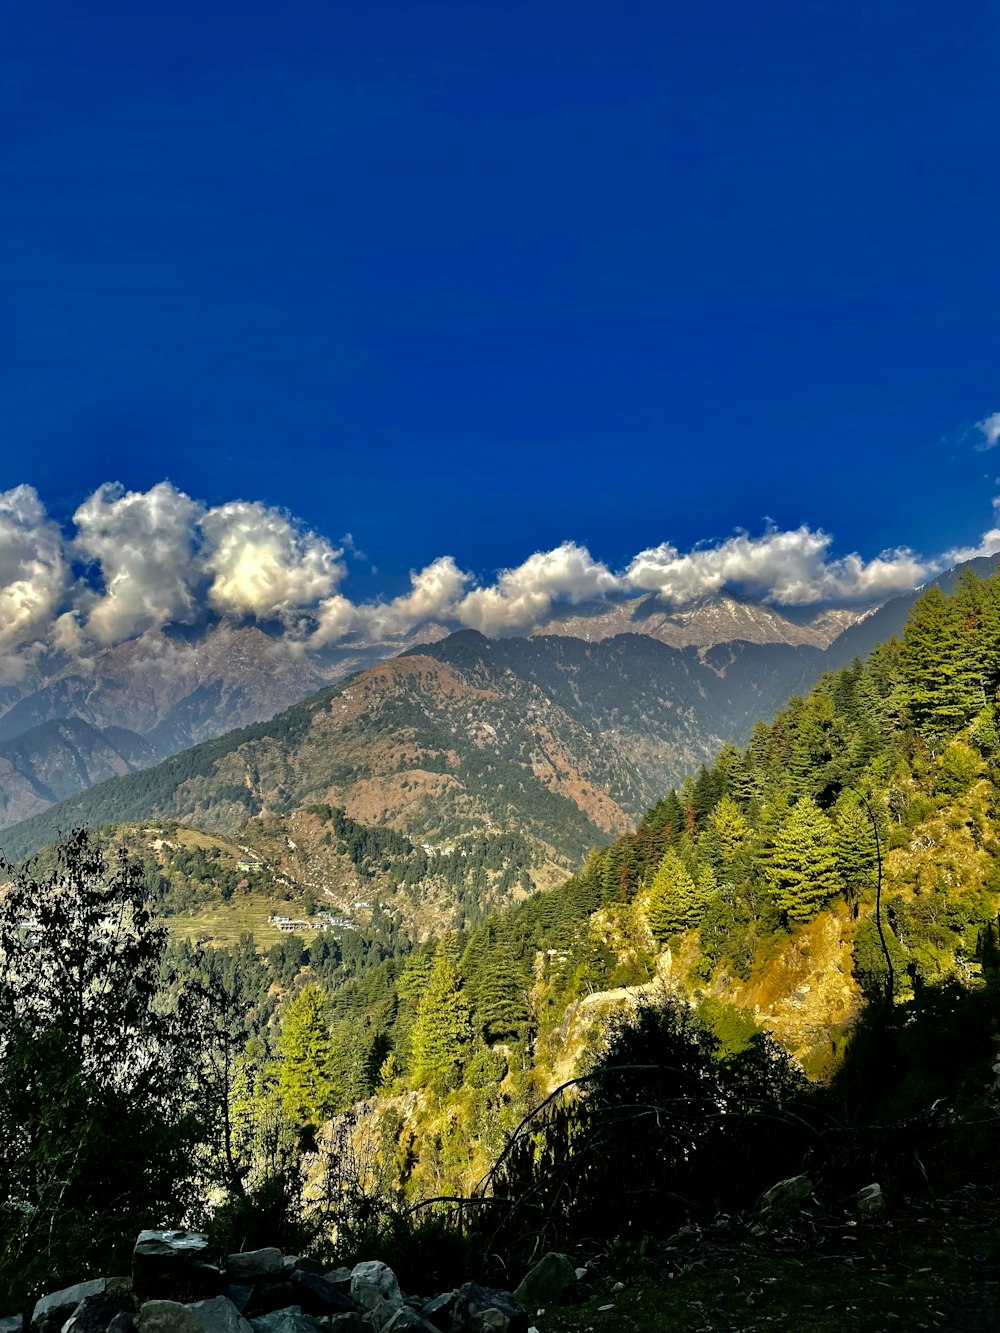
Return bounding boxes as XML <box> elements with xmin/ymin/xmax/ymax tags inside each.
<box><xmin>5</xmin><ymin>1234</ymin><xmax>545</xmax><ymax>1333</ymax></box>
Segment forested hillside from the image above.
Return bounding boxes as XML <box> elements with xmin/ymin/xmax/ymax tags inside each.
<box><xmin>8</xmin><ymin>567</ymin><xmax>1000</xmax><ymax>1314</ymax></box>
<box><xmin>227</xmin><ymin>564</ymin><xmax>1000</xmax><ymax>1198</ymax></box>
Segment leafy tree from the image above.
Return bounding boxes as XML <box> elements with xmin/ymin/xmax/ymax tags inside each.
<box><xmin>0</xmin><ymin>829</ymin><xmax>202</xmax><ymax>1306</ymax></box>
<box><xmin>768</xmin><ymin>798</ymin><xmax>842</xmax><ymax>924</ymax></box>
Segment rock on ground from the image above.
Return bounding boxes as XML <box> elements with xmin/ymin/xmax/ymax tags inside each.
<box><xmin>513</xmin><ymin>1254</ymin><xmax>577</xmax><ymax>1309</ymax></box>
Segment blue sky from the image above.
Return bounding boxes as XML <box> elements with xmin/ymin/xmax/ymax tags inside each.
<box><xmin>2</xmin><ymin>0</ymin><xmax>1000</xmax><ymax>608</ymax></box>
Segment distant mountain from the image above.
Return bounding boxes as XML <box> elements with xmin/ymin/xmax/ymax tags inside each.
<box><xmin>0</xmin><ymin>630</ymin><xmax>826</xmax><ymax>925</ymax></box>
<box><xmin>531</xmin><ymin>592</ymin><xmax>868</xmax><ymax>649</ymax></box>
<box><xmin>0</xmin><ymin>624</ymin><xmax>328</xmax><ymax>748</ymax></box>
<box><xmin>0</xmin><ymin>717</ymin><xmax>156</xmax><ymax>830</ymax></box>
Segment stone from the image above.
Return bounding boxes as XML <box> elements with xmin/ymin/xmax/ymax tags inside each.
<box><xmin>226</xmin><ymin>1254</ymin><xmax>283</xmax><ymax>1286</ymax></box>
<box><xmin>219</xmin><ymin>1294</ymin><xmax>251</xmax><ymax>1318</ymax></box>
<box><xmin>855</xmin><ymin>1183</ymin><xmax>886</xmax><ymax>1215</ymax></box>
<box><xmin>451</xmin><ymin>1285</ymin><xmax>526</xmax><ymax>1333</ymax></box>
<box><xmin>133</xmin><ymin>1234</ymin><xmax>220</xmax><ymax>1305</ymax></box>
<box><xmin>513</xmin><ymin>1254</ymin><xmax>577</xmax><ymax>1309</ymax></box>
<box><xmin>324</xmin><ymin>1318</ymin><xmax>367</xmax><ymax>1333</ymax></box>
<box><xmin>418</xmin><ymin>1294</ymin><xmax>455</xmax><ymax>1332</ymax></box>
<box><xmin>320</xmin><ymin>1273</ymin><xmax>352</xmax><ymax>1295</ymax></box>
<box><xmin>243</xmin><ymin>1288</ymin><xmax>298</xmax><ymax>1322</ymax></box>
<box><xmin>348</xmin><ymin>1266</ymin><xmax>402</xmax><ymax>1316</ymax></box>
<box><xmin>33</xmin><ymin>1280</ymin><xmax>108</xmax><ymax>1333</ymax></box>
<box><xmin>63</xmin><ymin>1289</ymin><xmax>135</xmax><ymax>1333</ymax></box>
<box><xmin>107</xmin><ymin>1317</ymin><xmax>135</xmax><ymax>1333</ymax></box>
<box><xmin>0</xmin><ymin>1317</ymin><xmax>24</xmax><ymax>1333</ymax></box>
<box><xmin>757</xmin><ymin>1175</ymin><xmax>813</xmax><ymax>1214</ymax></box>
<box><xmin>248</xmin><ymin>1311</ymin><xmax>320</xmax><ymax>1333</ymax></box>
<box><xmin>186</xmin><ymin>1298</ymin><xmax>253</xmax><ymax>1333</ymax></box>
<box><xmin>287</xmin><ymin>1273</ymin><xmax>354</xmax><ymax>1317</ymax></box>
<box><xmin>378</xmin><ymin>1312</ymin><xmax>437</xmax><ymax>1333</ymax></box>
<box><xmin>136</xmin><ymin>1303</ymin><xmax>202</xmax><ymax>1333</ymax></box>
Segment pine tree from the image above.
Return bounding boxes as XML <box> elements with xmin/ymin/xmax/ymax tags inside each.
<box><xmin>834</xmin><ymin>802</ymin><xmax>877</xmax><ymax>905</ymax></box>
<box><xmin>768</xmin><ymin>798</ymin><xmax>843</xmax><ymax>923</ymax></box>
<box><xmin>276</xmin><ymin>983</ymin><xmax>338</xmax><ymax>1126</ymax></box>
<box><xmin>646</xmin><ymin>850</ymin><xmax>701</xmax><ymax>941</ymax></box>
<box><xmin>711</xmin><ymin>795</ymin><xmax>750</xmax><ymax>870</ymax></box>
<box><xmin>410</xmin><ymin>944</ymin><xmax>472</xmax><ymax>1086</ymax></box>
<box><xmin>900</xmin><ymin>585</ymin><xmax>980</xmax><ymax>738</ymax></box>
<box><xmin>469</xmin><ymin>937</ymin><xmax>530</xmax><ymax>1043</ymax></box>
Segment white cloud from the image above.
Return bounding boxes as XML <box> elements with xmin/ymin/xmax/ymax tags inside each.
<box><xmin>0</xmin><ymin>486</ymin><xmax>68</xmax><ymax>680</ymax></box>
<box><xmin>74</xmin><ymin>482</ymin><xmax>203</xmax><ymax>643</ymax></box>
<box><xmin>457</xmin><ymin>542</ymin><xmax>619</xmax><ymax>634</ymax></box>
<box><xmin>624</xmin><ymin>526</ymin><xmax>932</xmax><ymax>606</ymax></box>
<box><xmin>201</xmin><ymin>500</ymin><xmax>344</xmax><ymax>621</ymax></box>
<box><xmin>974</xmin><ymin>412</ymin><xmax>1000</xmax><ymax>451</ymax></box>
<box><xmin>4</xmin><ymin>478</ymin><xmax>1000</xmax><ymax>686</ymax></box>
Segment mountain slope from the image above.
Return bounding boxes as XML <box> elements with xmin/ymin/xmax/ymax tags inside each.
<box><xmin>0</xmin><ymin>717</ymin><xmax>156</xmax><ymax>830</ymax></box>
<box><xmin>0</xmin><ymin>631</ymin><xmax>823</xmax><ymax>922</ymax></box>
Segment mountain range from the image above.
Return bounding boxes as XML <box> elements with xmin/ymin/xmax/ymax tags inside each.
<box><xmin>2</xmin><ymin>562</ymin><xmax>995</xmax><ymax>875</ymax></box>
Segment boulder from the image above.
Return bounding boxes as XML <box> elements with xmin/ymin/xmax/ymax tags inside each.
<box><xmin>0</xmin><ymin>1317</ymin><xmax>23</xmax><ymax>1333</ymax></box>
<box><xmin>321</xmin><ymin>1272</ymin><xmax>352</xmax><ymax>1294</ymax></box>
<box><xmin>855</xmin><ymin>1183</ymin><xmax>886</xmax><ymax>1215</ymax></box>
<box><xmin>133</xmin><ymin>1234</ymin><xmax>220</xmax><ymax>1305</ymax></box>
<box><xmin>243</xmin><ymin>1287</ymin><xmax>301</xmax><ymax>1322</ymax></box>
<box><xmin>218</xmin><ymin>1293</ymin><xmax>251</xmax><ymax>1318</ymax></box>
<box><xmin>379</xmin><ymin>1312</ymin><xmax>438</xmax><ymax>1333</ymax></box>
<box><xmin>325</xmin><ymin>1319</ymin><xmax>367</xmax><ymax>1333</ymax></box>
<box><xmin>451</xmin><ymin>1285</ymin><xmax>526</xmax><ymax>1333</ymax></box>
<box><xmin>758</xmin><ymin>1175</ymin><xmax>813</xmax><ymax>1214</ymax></box>
<box><xmin>248</xmin><ymin>1311</ymin><xmax>321</xmax><ymax>1333</ymax></box>
<box><xmin>63</xmin><ymin>1289</ymin><xmax>135</xmax><ymax>1333</ymax></box>
<box><xmin>186</xmin><ymin>1298</ymin><xmax>253</xmax><ymax>1333</ymax></box>
<box><xmin>348</xmin><ymin>1265</ymin><xmax>402</xmax><ymax>1316</ymax></box>
<box><xmin>226</xmin><ymin>1255</ymin><xmax>283</xmax><ymax>1287</ymax></box>
<box><xmin>287</xmin><ymin>1273</ymin><xmax>354</xmax><ymax>1316</ymax></box>
<box><xmin>418</xmin><ymin>1294</ymin><xmax>456</xmax><ymax>1332</ymax></box>
<box><xmin>32</xmin><ymin>1279</ymin><xmax>108</xmax><ymax>1333</ymax></box>
<box><xmin>107</xmin><ymin>1316</ymin><xmax>136</xmax><ymax>1333</ymax></box>
<box><xmin>513</xmin><ymin>1254</ymin><xmax>577</xmax><ymax>1309</ymax></box>
<box><xmin>136</xmin><ymin>1303</ymin><xmax>202</xmax><ymax>1333</ymax></box>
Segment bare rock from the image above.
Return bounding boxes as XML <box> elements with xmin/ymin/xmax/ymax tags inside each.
<box><xmin>513</xmin><ymin>1255</ymin><xmax>577</xmax><ymax>1309</ymax></box>
<box><xmin>758</xmin><ymin>1175</ymin><xmax>813</xmax><ymax>1214</ymax></box>
<box><xmin>452</xmin><ymin>1285</ymin><xmax>526</xmax><ymax>1333</ymax></box>
<box><xmin>133</xmin><ymin>1234</ymin><xmax>220</xmax><ymax>1305</ymax></box>
<box><xmin>136</xmin><ymin>1303</ymin><xmax>202</xmax><ymax>1333</ymax></box>
<box><xmin>33</xmin><ymin>1280</ymin><xmax>109</xmax><ymax>1333</ymax></box>
<box><xmin>855</xmin><ymin>1183</ymin><xmax>886</xmax><ymax>1215</ymax></box>
<box><xmin>226</xmin><ymin>1255</ymin><xmax>283</xmax><ymax>1287</ymax></box>
<box><xmin>349</xmin><ymin>1265</ymin><xmax>401</xmax><ymax>1316</ymax></box>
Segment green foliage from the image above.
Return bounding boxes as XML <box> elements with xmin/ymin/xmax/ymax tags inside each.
<box><xmin>410</xmin><ymin>943</ymin><xmax>472</xmax><ymax>1088</ymax></box>
<box><xmin>767</xmin><ymin>797</ymin><xmax>842</xmax><ymax>924</ymax></box>
<box><xmin>0</xmin><ymin>830</ymin><xmax>203</xmax><ymax>1307</ymax></box>
<box><xmin>645</xmin><ymin>850</ymin><xmax>703</xmax><ymax>940</ymax></box>
<box><xmin>276</xmin><ymin>983</ymin><xmax>339</xmax><ymax>1128</ymax></box>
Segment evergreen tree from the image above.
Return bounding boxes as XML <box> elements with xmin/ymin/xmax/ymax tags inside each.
<box><xmin>768</xmin><ymin>798</ymin><xmax>842</xmax><ymax>924</ymax></box>
<box><xmin>711</xmin><ymin>795</ymin><xmax>750</xmax><ymax>870</ymax></box>
<box><xmin>900</xmin><ymin>585</ymin><xmax>980</xmax><ymax>738</ymax></box>
<box><xmin>646</xmin><ymin>850</ymin><xmax>701</xmax><ymax>941</ymax></box>
<box><xmin>834</xmin><ymin>802</ymin><xmax>877</xmax><ymax>906</ymax></box>
<box><xmin>410</xmin><ymin>943</ymin><xmax>472</xmax><ymax>1086</ymax></box>
<box><xmin>276</xmin><ymin>983</ymin><xmax>338</xmax><ymax>1126</ymax></box>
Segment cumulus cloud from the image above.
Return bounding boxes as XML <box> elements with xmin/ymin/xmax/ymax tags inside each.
<box><xmin>74</xmin><ymin>482</ymin><xmax>203</xmax><ymax>643</ymax></box>
<box><xmin>0</xmin><ymin>486</ymin><xmax>68</xmax><ymax>680</ymax></box>
<box><xmin>3</xmin><ymin>478</ymin><xmax>1000</xmax><ymax>686</ymax></box>
<box><xmin>457</xmin><ymin>542</ymin><xmax>619</xmax><ymax>634</ymax></box>
<box><xmin>624</xmin><ymin>527</ymin><xmax>932</xmax><ymax>606</ymax></box>
<box><xmin>974</xmin><ymin>412</ymin><xmax>1000</xmax><ymax>451</ymax></box>
<box><xmin>201</xmin><ymin>500</ymin><xmax>344</xmax><ymax>621</ymax></box>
